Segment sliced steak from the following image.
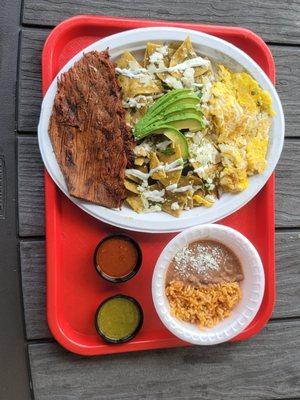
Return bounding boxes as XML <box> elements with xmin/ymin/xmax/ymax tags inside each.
<box><xmin>49</xmin><ymin>50</ymin><xmax>134</xmax><ymax>209</ymax></box>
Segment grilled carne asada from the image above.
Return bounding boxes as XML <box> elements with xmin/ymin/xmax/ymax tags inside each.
<box><xmin>49</xmin><ymin>50</ymin><xmax>134</xmax><ymax>208</ymax></box>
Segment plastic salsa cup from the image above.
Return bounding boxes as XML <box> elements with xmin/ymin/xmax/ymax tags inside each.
<box><xmin>95</xmin><ymin>294</ymin><xmax>144</xmax><ymax>343</ymax></box>
<box><xmin>94</xmin><ymin>234</ymin><xmax>142</xmax><ymax>283</ymax></box>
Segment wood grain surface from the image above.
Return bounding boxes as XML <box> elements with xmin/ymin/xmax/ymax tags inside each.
<box><xmin>0</xmin><ymin>1</ymin><xmax>32</xmax><ymax>398</ymax></box>
<box><xmin>18</xmin><ymin>30</ymin><xmax>300</xmax><ymax>137</ymax></box>
<box><xmin>22</xmin><ymin>0</ymin><xmax>300</xmax><ymax>45</ymax></box>
<box><xmin>20</xmin><ymin>241</ymin><xmax>49</xmax><ymax>339</ymax></box>
<box><xmin>28</xmin><ymin>320</ymin><xmax>300</xmax><ymax>400</ymax></box>
<box><xmin>275</xmin><ymin>140</ymin><xmax>300</xmax><ymax>227</ymax></box>
<box><xmin>18</xmin><ymin>136</ymin><xmax>44</xmax><ymax>236</ymax></box>
<box><xmin>18</xmin><ymin>29</ymin><xmax>49</xmax><ymax>132</ymax></box>
<box><xmin>15</xmin><ymin>5</ymin><xmax>300</xmax><ymax>400</ymax></box>
<box><xmin>273</xmin><ymin>231</ymin><xmax>300</xmax><ymax>319</ymax></box>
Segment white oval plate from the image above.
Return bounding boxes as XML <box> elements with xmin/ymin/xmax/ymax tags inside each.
<box><xmin>38</xmin><ymin>27</ymin><xmax>284</xmax><ymax>233</ymax></box>
<box><xmin>152</xmin><ymin>224</ymin><xmax>265</xmax><ymax>345</ymax></box>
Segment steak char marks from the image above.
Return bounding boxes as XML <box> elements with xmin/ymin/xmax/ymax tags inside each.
<box><xmin>49</xmin><ymin>50</ymin><xmax>134</xmax><ymax>208</ymax></box>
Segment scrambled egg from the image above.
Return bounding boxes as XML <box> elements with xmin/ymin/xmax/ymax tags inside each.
<box><xmin>209</xmin><ymin>65</ymin><xmax>274</xmax><ymax>192</ymax></box>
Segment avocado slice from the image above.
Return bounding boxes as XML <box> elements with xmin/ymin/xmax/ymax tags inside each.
<box><xmin>136</xmin><ymin>89</ymin><xmax>198</xmax><ymax>129</ymax></box>
<box><xmin>143</xmin><ymin>113</ymin><xmax>204</xmax><ymax>134</ymax></box>
<box><xmin>147</xmin><ymin>89</ymin><xmax>192</xmax><ymax>116</ymax></box>
<box><xmin>141</xmin><ymin>99</ymin><xmax>201</xmax><ymax>127</ymax></box>
<box><xmin>167</xmin><ymin>115</ymin><xmax>205</xmax><ymax>132</ymax></box>
<box><xmin>154</xmin><ymin>126</ymin><xmax>189</xmax><ymax>160</ymax></box>
<box><xmin>147</xmin><ymin>92</ymin><xmax>199</xmax><ymax>118</ymax></box>
<box><xmin>133</xmin><ymin>90</ymin><xmax>205</xmax><ymax>140</ymax></box>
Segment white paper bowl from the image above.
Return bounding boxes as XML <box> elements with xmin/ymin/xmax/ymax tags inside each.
<box><xmin>152</xmin><ymin>224</ymin><xmax>265</xmax><ymax>345</ymax></box>
<box><xmin>38</xmin><ymin>27</ymin><xmax>284</xmax><ymax>233</ymax></box>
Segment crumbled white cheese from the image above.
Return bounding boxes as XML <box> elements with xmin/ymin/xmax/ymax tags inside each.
<box><xmin>133</xmin><ymin>141</ymin><xmax>155</xmax><ymax>157</ymax></box>
<box><xmin>201</xmin><ymin>81</ymin><xmax>212</xmax><ymax>102</ymax></box>
<box><xmin>189</xmin><ymin>133</ymin><xmax>219</xmax><ymax>166</ymax></box>
<box><xmin>149</xmin><ymin>51</ymin><xmax>164</xmax><ymax>64</ymax></box>
<box><xmin>205</xmin><ymin>194</ymin><xmax>216</xmax><ymax>203</ymax></box>
<box><xmin>185</xmin><ymin>131</ymin><xmax>196</xmax><ymax>138</ymax></box>
<box><xmin>164</xmin><ymin>76</ymin><xmax>183</xmax><ymax>89</ymax></box>
<box><xmin>144</xmin><ymin>204</ymin><xmax>163</xmax><ymax>212</ymax></box>
<box><xmin>190</xmin><ymin>141</ymin><xmax>219</xmax><ymax>165</ymax></box>
<box><xmin>137</xmin><ymin>181</ymin><xmax>149</xmax><ymax>193</ymax></box>
<box><xmin>142</xmin><ymin>189</ymin><xmax>165</xmax><ymax>203</ymax></box>
<box><xmin>171</xmin><ymin>202</ymin><xmax>180</xmax><ymax>210</ymax></box>
<box><xmin>156</xmin><ymin>45</ymin><xmax>169</xmax><ymax>56</ymax></box>
<box><xmin>122</xmin><ymin>97</ymin><xmax>141</xmax><ymax>109</ymax></box>
<box><xmin>156</xmin><ymin>140</ymin><xmax>172</xmax><ymax>151</ymax></box>
<box><xmin>181</xmin><ymin>67</ymin><xmax>195</xmax><ymax>88</ymax></box>
<box><xmin>188</xmin><ymin>132</ymin><xmax>220</xmax><ymax>181</ymax></box>
<box><xmin>173</xmin><ymin>244</ymin><xmax>220</xmax><ymax>275</ymax></box>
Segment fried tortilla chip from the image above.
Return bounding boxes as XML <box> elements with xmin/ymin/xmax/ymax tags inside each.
<box><xmin>193</xmin><ymin>194</ymin><xmax>214</xmax><ymax>207</ymax></box>
<box><xmin>158</xmin><ymin>144</ymin><xmax>183</xmax><ymax>186</ymax></box>
<box><xmin>116</xmin><ymin>51</ymin><xmax>162</xmax><ymax>98</ymax></box>
<box><xmin>144</xmin><ymin>42</ymin><xmax>172</xmax><ymax>83</ymax></box>
<box><xmin>125</xmin><ymin>194</ymin><xmax>144</xmax><ymax>213</ymax></box>
<box><xmin>163</xmin><ymin>190</ymin><xmax>189</xmax><ymax>217</ymax></box>
<box><xmin>149</xmin><ymin>152</ymin><xmax>166</xmax><ymax>180</ymax></box>
<box><xmin>125</xmin><ymin>106</ymin><xmax>148</xmax><ymax>127</ymax></box>
<box><xmin>134</xmin><ymin>157</ymin><xmax>146</xmax><ymax>166</ymax></box>
<box><xmin>125</xmin><ymin>165</ymin><xmax>148</xmax><ymax>184</ymax></box>
<box><xmin>124</xmin><ymin>179</ymin><xmax>140</xmax><ymax>194</ymax></box>
<box><xmin>163</xmin><ymin>175</ymin><xmax>194</xmax><ymax>216</ymax></box>
<box><xmin>186</xmin><ymin>190</ymin><xmax>194</xmax><ymax>209</ymax></box>
<box><xmin>169</xmin><ymin>36</ymin><xmax>209</xmax><ymax>79</ymax></box>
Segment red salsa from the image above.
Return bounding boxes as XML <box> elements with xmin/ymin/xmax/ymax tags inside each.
<box><xmin>95</xmin><ymin>235</ymin><xmax>141</xmax><ymax>281</ymax></box>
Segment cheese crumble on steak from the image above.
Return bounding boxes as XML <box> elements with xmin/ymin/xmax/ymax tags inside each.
<box><xmin>49</xmin><ymin>50</ymin><xmax>134</xmax><ymax>208</ymax></box>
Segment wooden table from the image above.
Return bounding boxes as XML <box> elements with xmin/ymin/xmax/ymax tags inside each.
<box><xmin>0</xmin><ymin>1</ymin><xmax>299</xmax><ymax>399</ymax></box>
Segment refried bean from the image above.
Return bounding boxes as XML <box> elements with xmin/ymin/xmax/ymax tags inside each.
<box><xmin>166</xmin><ymin>240</ymin><xmax>244</xmax><ymax>285</ymax></box>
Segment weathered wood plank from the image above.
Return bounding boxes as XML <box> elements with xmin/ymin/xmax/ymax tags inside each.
<box><xmin>28</xmin><ymin>320</ymin><xmax>300</xmax><ymax>400</ymax></box>
<box><xmin>17</xmin><ymin>136</ymin><xmax>300</xmax><ymax>237</ymax></box>
<box><xmin>18</xmin><ymin>136</ymin><xmax>44</xmax><ymax>236</ymax></box>
<box><xmin>273</xmin><ymin>231</ymin><xmax>300</xmax><ymax>319</ymax></box>
<box><xmin>22</xmin><ymin>0</ymin><xmax>300</xmax><ymax>45</ymax></box>
<box><xmin>19</xmin><ymin>231</ymin><xmax>300</xmax><ymax>340</ymax></box>
<box><xmin>17</xmin><ymin>29</ymin><xmax>49</xmax><ymax>132</ymax></box>
<box><xmin>17</xmin><ymin>29</ymin><xmax>300</xmax><ymax>137</ymax></box>
<box><xmin>20</xmin><ymin>241</ymin><xmax>50</xmax><ymax>339</ymax></box>
<box><xmin>0</xmin><ymin>1</ymin><xmax>32</xmax><ymax>398</ymax></box>
<box><xmin>275</xmin><ymin>140</ymin><xmax>300</xmax><ymax>227</ymax></box>
<box><xmin>272</xmin><ymin>46</ymin><xmax>300</xmax><ymax>137</ymax></box>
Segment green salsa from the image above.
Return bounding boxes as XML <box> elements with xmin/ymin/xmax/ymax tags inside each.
<box><xmin>96</xmin><ymin>296</ymin><xmax>141</xmax><ymax>342</ymax></box>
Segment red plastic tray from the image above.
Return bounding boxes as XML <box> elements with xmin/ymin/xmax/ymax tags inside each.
<box><xmin>43</xmin><ymin>15</ymin><xmax>276</xmax><ymax>356</ymax></box>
